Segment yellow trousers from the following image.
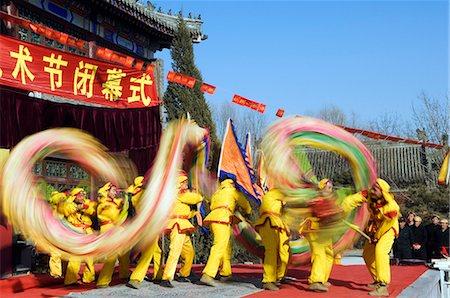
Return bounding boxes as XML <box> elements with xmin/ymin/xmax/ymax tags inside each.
<box><xmin>49</xmin><ymin>254</ymin><xmax>62</xmax><ymax>278</ymax></box>
<box><xmin>259</xmin><ymin>222</ymin><xmax>290</xmax><ymax>283</ymax></box>
<box><xmin>162</xmin><ymin>228</ymin><xmax>194</xmax><ymax>281</ymax></box>
<box><xmin>202</xmin><ymin>223</ymin><xmax>232</xmax><ymax>278</ymax></box>
<box><xmin>305</xmin><ymin>232</ymin><xmax>334</xmax><ymax>284</ymax></box>
<box><xmin>130</xmin><ymin>240</ymin><xmax>163</xmax><ymax>282</ymax></box>
<box><xmin>96</xmin><ymin>251</ymin><xmax>131</xmax><ymax>287</ymax></box>
<box><xmin>363</xmin><ymin>229</ymin><xmax>395</xmax><ymax>285</ymax></box>
<box><xmin>64</xmin><ymin>257</ymin><xmax>95</xmax><ymax>285</ymax></box>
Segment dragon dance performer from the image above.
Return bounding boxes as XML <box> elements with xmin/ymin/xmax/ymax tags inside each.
<box><xmin>61</xmin><ymin>188</ymin><xmax>97</xmax><ymax>286</ymax></box>
<box><xmin>48</xmin><ymin>191</ymin><xmax>67</xmax><ymax>278</ymax></box>
<box><xmin>254</xmin><ymin>188</ymin><xmax>290</xmax><ymax>291</ymax></box>
<box><xmin>200</xmin><ymin>179</ymin><xmax>252</xmax><ymax>287</ymax></box>
<box><xmin>300</xmin><ymin>178</ymin><xmax>336</xmax><ymax>292</ymax></box>
<box><xmin>96</xmin><ymin>182</ymin><xmax>131</xmax><ymax>288</ymax></box>
<box><xmin>160</xmin><ymin>174</ymin><xmax>203</xmax><ymax>288</ymax></box>
<box><xmin>342</xmin><ymin>178</ymin><xmax>399</xmax><ymax>297</ymax></box>
<box><xmin>126</xmin><ymin>176</ymin><xmax>163</xmax><ymax>289</ymax></box>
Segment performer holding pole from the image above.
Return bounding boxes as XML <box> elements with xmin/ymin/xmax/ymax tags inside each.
<box><xmin>254</xmin><ymin>188</ymin><xmax>290</xmax><ymax>291</ymax></box>
<box><xmin>96</xmin><ymin>183</ymin><xmax>131</xmax><ymax>288</ymax></box>
<box><xmin>160</xmin><ymin>173</ymin><xmax>203</xmax><ymax>288</ymax></box>
<box><xmin>126</xmin><ymin>176</ymin><xmax>164</xmax><ymax>289</ymax></box>
<box><xmin>62</xmin><ymin>188</ymin><xmax>96</xmax><ymax>286</ymax></box>
<box><xmin>342</xmin><ymin>178</ymin><xmax>399</xmax><ymax>297</ymax></box>
<box><xmin>199</xmin><ymin>178</ymin><xmax>252</xmax><ymax>287</ymax></box>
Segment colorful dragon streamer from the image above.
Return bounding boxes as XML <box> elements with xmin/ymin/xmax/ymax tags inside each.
<box><xmin>1</xmin><ymin>119</ymin><xmax>208</xmax><ymax>261</ymax></box>
<box><xmin>234</xmin><ymin>116</ymin><xmax>377</xmax><ymax>265</ymax></box>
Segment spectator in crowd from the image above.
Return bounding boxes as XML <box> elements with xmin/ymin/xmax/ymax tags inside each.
<box><xmin>411</xmin><ymin>216</ymin><xmax>427</xmax><ymax>260</ymax></box>
<box><xmin>435</xmin><ymin>219</ymin><xmax>450</xmax><ymax>258</ymax></box>
<box><xmin>425</xmin><ymin>215</ymin><xmax>440</xmax><ymax>261</ymax></box>
<box><xmin>406</xmin><ymin>212</ymin><xmax>415</xmax><ymax>227</ymax></box>
<box><xmin>393</xmin><ymin>217</ymin><xmax>413</xmax><ymax>260</ymax></box>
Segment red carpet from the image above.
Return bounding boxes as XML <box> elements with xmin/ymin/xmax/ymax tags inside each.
<box><xmin>244</xmin><ymin>264</ymin><xmax>428</xmax><ymax>298</ymax></box>
<box><xmin>0</xmin><ymin>264</ymin><xmax>427</xmax><ymax>298</ymax></box>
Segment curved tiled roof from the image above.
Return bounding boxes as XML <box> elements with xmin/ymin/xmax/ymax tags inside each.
<box><xmin>99</xmin><ymin>0</ymin><xmax>206</xmax><ymax>42</ymax></box>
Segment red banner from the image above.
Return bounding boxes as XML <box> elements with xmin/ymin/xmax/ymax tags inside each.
<box><xmin>232</xmin><ymin>94</ymin><xmax>266</xmax><ymax>113</ymax></box>
<box><xmin>167</xmin><ymin>71</ymin><xmax>196</xmax><ymax>88</ymax></box>
<box><xmin>200</xmin><ymin>82</ymin><xmax>216</xmax><ymax>94</ymax></box>
<box><xmin>0</xmin><ymin>34</ymin><xmax>158</xmax><ymax>108</ymax></box>
<box><xmin>276</xmin><ymin>109</ymin><xmax>285</xmax><ymax>118</ymax></box>
<box><xmin>338</xmin><ymin>125</ymin><xmax>444</xmax><ymax>149</ymax></box>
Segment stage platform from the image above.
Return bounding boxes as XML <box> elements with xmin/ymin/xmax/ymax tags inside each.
<box><xmin>0</xmin><ymin>261</ymin><xmax>436</xmax><ymax>298</ymax></box>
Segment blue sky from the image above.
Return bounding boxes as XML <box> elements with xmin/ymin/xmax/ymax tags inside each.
<box><xmin>153</xmin><ymin>1</ymin><xmax>448</xmax><ymax>125</ymax></box>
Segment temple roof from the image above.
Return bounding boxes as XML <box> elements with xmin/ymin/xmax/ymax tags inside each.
<box><xmin>96</xmin><ymin>0</ymin><xmax>206</xmax><ymax>43</ymax></box>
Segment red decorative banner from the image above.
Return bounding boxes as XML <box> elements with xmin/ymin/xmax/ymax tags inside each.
<box><xmin>232</xmin><ymin>95</ymin><xmax>266</xmax><ymax>113</ymax></box>
<box><xmin>0</xmin><ymin>34</ymin><xmax>158</xmax><ymax>108</ymax></box>
<box><xmin>339</xmin><ymin>125</ymin><xmax>444</xmax><ymax>149</ymax></box>
<box><xmin>276</xmin><ymin>109</ymin><xmax>284</xmax><ymax>118</ymax></box>
<box><xmin>200</xmin><ymin>82</ymin><xmax>216</xmax><ymax>94</ymax></box>
<box><xmin>167</xmin><ymin>71</ymin><xmax>196</xmax><ymax>88</ymax></box>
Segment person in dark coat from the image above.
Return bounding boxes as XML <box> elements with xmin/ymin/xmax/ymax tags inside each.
<box><xmin>393</xmin><ymin>217</ymin><xmax>413</xmax><ymax>259</ymax></box>
<box><xmin>434</xmin><ymin>219</ymin><xmax>450</xmax><ymax>258</ymax></box>
<box><xmin>411</xmin><ymin>216</ymin><xmax>427</xmax><ymax>260</ymax></box>
<box><xmin>425</xmin><ymin>215</ymin><xmax>440</xmax><ymax>260</ymax></box>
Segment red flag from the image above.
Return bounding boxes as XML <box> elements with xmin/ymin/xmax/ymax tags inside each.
<box><xmin>200</xmin><ymin>83</ymin><xmax>216</xmax><ymax>94</ymax></box>
<box><xmin>276</xmin><ymin>109</ymin><xmax>284</xmax><ymax>118</ymax></box>
<box><xmin>218</xmin><ymin>119</ymin><xmax>263</xmax><ymax>204</ymax></box>
<box><xmin>167</xmin><ymin>71</ymin><xmax>196</xmax><ymax>88</ymax></box>
<box><xmin>134</xmin><ymin>60</ymin><xmax>144</xmax><ymax>70</ymax></box>
<box><xmin>104</xmin><ymin>49</ymin><xmax>113</xmax><ymax>60</ymax></box>
<box><xmin>44</xmin><ymin>28</ymin><xmax>54</xmax><ymax>39</ymax></box>
<box><xmin>57</xmin><ymin>32</ymin><xmax>68</xmax><ymax>44</ymax></box>
<box><xmin>125</xmin><ymin>56</ymin><xmax>134</xmax><ymax>68</ymax></box>
<box><xmin>75</xmin><ymin>39</ymin><xmax>85</xmax><ymax>50</ymax></box>
<box><xmin>257</xmin><ymin>104</ymin><xmax>266</xmax><ymax>113</ymax></box>
<box><xmin>146</xmin><ymin>64</ymin><xmax>155</xmax><ymax>73</ymax></box>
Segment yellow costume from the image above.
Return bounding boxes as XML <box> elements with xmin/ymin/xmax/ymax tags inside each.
<box><xmin>341</xmin><ymin>178</ymin><xmax>399</xmax><ymax>296</ymax></box>
<box><xmin>254</xmin><ymin>188</ymin><xmax>290</xmax><ymax>289</ymax></box>
<box><xmin>62</xmin><ymin>188</ymin><xmax>96</xmax><ymax>285</ymax></box>
<box><xmin>48</xmin><ymin>191</ymin><xmax>66</xmax><ymax>278</ymax></box>
<box><xmin>161</xmin><ymin>175</ymin><xmax>203</xmax><ymax>284</ymax></box>
<box><xmin>300</xmin><ymin>178</ymin><xmax>335</xmax><ymax>292</ymax></box>
<box><xmin>201</xmin><ymin>179</ymin><xmax>251</xmax><ymax>284</ymax></box>
<box><xmin>127</xmin><ymin>177</ymin><xmax>164</xmax><ymax>288</ymax></box>
<box><xmin>96</xmin><ymin>183</ymin><xmax>131</xmax><ymax>288</ymax></box>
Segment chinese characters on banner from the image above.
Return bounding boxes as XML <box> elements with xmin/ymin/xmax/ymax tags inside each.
<box><xmin>232</xmin><ymin>94</ymin><xmax>266</xmax><ymax>114</ymax></box>
<box><xmin>0</xmin><ymin>35</ymin><xmax>158</xmax><ymax>108</ymax></box>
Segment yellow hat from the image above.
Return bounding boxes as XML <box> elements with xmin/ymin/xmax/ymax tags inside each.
<box><xmin>98</xmin><ymin>182</ymin><xmax>113</xmax><ymax>198</ymax></box>
<box><xmin>374</xmin><ymin>178</ymin><xmax>394</xmax><ymax>202</ymax></box>
<box><xmin>220</xmin><ymin>179</ymin><xmax>235</xmax><ymax>188</ymax></box>
<box><xmin>414</xmin><ymin>216</ymin><xmax>422</xmax><ymax>222</ymax></box>
<box><xmin>134</xmin><ymin>176</ymin><xmax>144</xmax><ymax>187</ymax></box>
<box><xmin>177</xmin><ymin>175</ymin><xmax>188</xmax><ymax>188</ymax></box>
<box><xmin>70</xmin><ymin>188</ymin><xmax>85</xmax><ymax>197</ymax></box>
<box><xmin>49</xmin><ymin>191</ymin><xmax>66</xmax><ymax>205</ymax></box>
<box><xmin>318</xmin><ymin>178</ymin><xmax>330</xmax><ymax>190</ymax></box>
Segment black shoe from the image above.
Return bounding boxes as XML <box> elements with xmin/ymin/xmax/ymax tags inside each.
<box><xmin>126</xmin><ymin>280</ymin><xmax>141</xmax><ymax>289</ymax></box>
<box><xmin>160</xmin><ymin>280</ymin><xmax>174</xmax><ymax>288</ymax></box>
<box><xmin>64</xmin><ymin>282</ymin><xmax>80</xmax><ymax>287</ymax></box>
<box><xmin>175</xmin><ymin>276</ymin><xmax>190</xmax><ymax>283</ymax></box>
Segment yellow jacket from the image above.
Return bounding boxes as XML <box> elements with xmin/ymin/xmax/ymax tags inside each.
<box><xmin>61</xmin><ymin>198</ymin><xmax>96</xmax><ymax>234</ymax></box>
<box><xmin>165</xmin><ymin>191</ymin><xmax>203</xmax><ymax>233</ymax></box>
<box><xmin>254</xmin><ymin>188</ymin><xmax>287</xmax><ymax>232</ymax></box>
<box><xmin>341</xmin><ymin>179</ymin><xmax>400</xmax><ymax>240</ymax></box>
<box><xmin>204</xmin><ymin>180</ymin><xmax>252</xmax><ymax>225</ymax></box>
<box><xmin>97</xmin><ymin>196</ymin><xmax>125</xmax><ymax>232</ymax></box>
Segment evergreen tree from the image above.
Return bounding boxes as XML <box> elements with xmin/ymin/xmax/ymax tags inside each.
<box><xmin>163</xmin><ymin>16</ymin><xmax>220</xmax><ymax>169</ymax></box>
